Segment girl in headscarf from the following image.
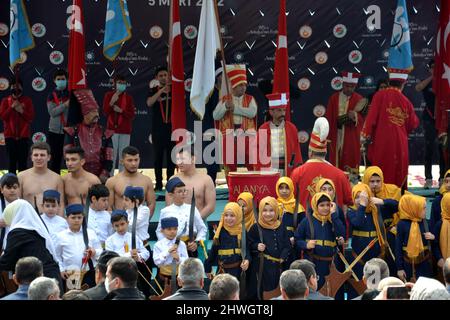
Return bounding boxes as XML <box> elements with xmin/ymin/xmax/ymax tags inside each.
<box><xmin>315</xmin><ymin>178</ymin><xmax>347</xmax><ymax>241</ymax></box>
<box><xmin>395</xmin><ymin>194</ymin><xmax>434</xmax><ymax>282</ymax></box>
<box><xmin>276</xmin><ymin>177</ymin><xmax>306</xmax><ymax>229</ymax></box>
<box><xmin>0</xmin><ymin>199</ymin><xmax>62</xmax><ymax>287</ymax></box>
<box><xmin>204</xmin><ymin>202</ymin><xmax>250</xmax><ymax>279</ymax></box>
<box><xmin>362</xmin><ymin>166</ymin><xmax>400</xmax><ymax>275</ymax></box>
<box><xmin>430</xmin><ymin>169</ymin><xmax>450</xmax><ymax>231</ymax></box>
<box><xmin>248</xmin><ymin>196</ymin><xmax>290</xmax><ymax>299</ymax></box>
<box><xmin>347</xmin><ymin>184</ymin><xmax>388</xmax><ymax>281</ymax></box>
<box><xmin>433</xmin><ymin>192</ymin><xmax>450</xmax><ymax>269</ymax></box>
<box><xmin>237</xmin><ymin>192</ymin><xmax>256</xmax><ymax>231</ymax></box>
<box><xmin>295</xmin><ymin>192</ymin><xmax>345</xmax><ymax>291</ymax></box>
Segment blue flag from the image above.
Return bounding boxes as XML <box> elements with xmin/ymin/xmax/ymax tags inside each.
<box><xmin>387</xmin><ymin>0</ymin><xmax>413</xmax><ymax>71</ymax></box>
<box><xmin>9</xmin><ymin>0</ymin><xmax>35</xmax><ymax>68</ymax></box>
<box><xmin>103</xmin><ymin>0</ymin><xmax>132</xmax><ymax>61</ymax></box>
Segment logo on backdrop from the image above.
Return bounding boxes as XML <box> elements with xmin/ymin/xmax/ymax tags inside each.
<box><xmin>349</xmin><ymin>50</ymin><xmax>363</xmax><ymax>64</ymax></box>
<box><xmin>313</xmin><ymin>105</ymin><xmax>326</xmax><ymax>117</ymax></box>
<box><xmin>49</xmin><ymin>51</ymin><xmax>64</xmax><ymax>65</ymax></box>
<box><xmin>32</xmin><ymin>77</ymin><xmax>47</xmax><ymax>92</ymax></box>
<box><xmin>32</xmin><ymin>132</ymin><xmax>47</xmax><ymax>143</ymax></box>
<box><xmin>299</xmin><ymin>25</ymin><xmax>312</xmax><ymax>39</ymax></box>
<box><xmin>0</xmin><ymin>77</ymin><xmax>9</xmax><ymax>91</ymax></box>
<box><xmin>184</xmin><ymin>25</ymin><xmax>198</xmax><ymax>40</ymax></box>
<box><xmin>333</xmin><ymin>24</ymin><xmax>347</xmax><ymax>38</ymax></box>
<box><xmin>31</xmin><ymin>23</ymin><xmax>46</xmax><ymax>37</ymax></box>
<box><xmin>0</xmin><ymin>23</ymin><xmax>9</xmax><ymax>36</ymax></box>
<box><xmin>297</xmin><ymin>78</ymin><xmax>311</xmax><ymax>91</ymax></box>
<box><xmin>331</xmin><ymin>77</ymin><xmax>343</xmax><ymax>90</ymax></box>
<box><xmin>149</xmin><ymin>25</ymin><xmax>163</xmax><ymax>39</ymax></box>
<box><xmin>315</xmin><ymin>51</ymin><xmax>328</xmax><ymax>64</ymax></box>
<box><xmin>298</xmin><ymin>131</ymin><xmax>309</xmax><ymax>144</ymax></box>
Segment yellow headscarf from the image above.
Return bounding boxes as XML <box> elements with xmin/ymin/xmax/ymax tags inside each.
<box><xmin>315</xmin><ymin>178</ymin><xmax>336</xmax><ymax>200</ymax></box>
<box><xmin>439</xmin><ymin>169</ymin><xmax>450</xmax><ymax>195</ymax></box>
<box><xmin>362</xmin><ymin>166</ymin><xmax>401</xmax><ymax>200</ymax></box>
<box><xmin>214</xmin><ymin>202</ymin><xmax>243</xmax><ymax>244</ymax></box>
<box><xmin>440</xmin><ymin>192</ymin><xmax>450</xmax><ymax>259</ymax></box>
<box><xmin>237</xmin><ymin>192</ymin><xmax>256</xmax><ymax>231</ymax></box>
<box><xmin>276</xmin><ymin>177</ymin><xmax>305</xmax><ymax>215</ymax></box>
<box><xmin>258</xmin><ymin>196</ymin><xmax>281</xmax><ymax>230</ymax></box>
<box><xmin>398</xmin><ymin>194</ymin><xmax>426</xmax><ymax>259</ymax></box>
<box><xmin>351</xmin><ymin>183</ymin><xmax>386</xmax><ymax>250</ymax></box>
<box><xmin>311</xmin><ymin>192</ymin><xmax>332</xmax><ymax>225</ymax></box>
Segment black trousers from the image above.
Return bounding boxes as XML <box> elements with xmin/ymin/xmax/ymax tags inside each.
<box><xmin>47</xmin><ymin>131</ymin><xmax>65</xmax><ymax>174</ymax></box>
<box><xmin>152</xmin><ymin>124</ymin><xmax>175</xmax><ymax>189</ymax></box>
<box><xmin>5</xmin><ymin>138</ymin><xmax>29</xmax><ymax>173</ymax></box>
<box><xmin>423</xmin><ymin>119</ymin><xmax>446</xmax><ymax>180</ymax></box>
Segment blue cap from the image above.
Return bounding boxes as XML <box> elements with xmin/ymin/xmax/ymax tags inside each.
<box><xmin>65</xmin><ymin>203</ymin><xmax>84</xmax><ymax>216</ymax></box>
<box><xmin>43</xmin><ymin>189</ymin><xmax>61</xmax><ymax>201</ymax></box>
<box><xmin>165</xmin><ymin>177</ymin><xmax>184</xmax><ymax>193</ymax></box>
<box><xmin>161</xmin><ymin>217</ymin><xmax>178</xmax><ymax>229</ymax></box>
<box><xmin>111</xmin><ymin>209</ymin><xmax>128</xmax><ymax>220</ymax></box>
<box><xmin>123</xmin><ymin>186</ymin><xmax>144</xmax><ymax>200</ymax></box>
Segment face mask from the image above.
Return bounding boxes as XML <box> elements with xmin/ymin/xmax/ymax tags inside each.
<box><xmin>104</xmin><ymin>277</ymin><xmax>114</xmax><ymax>293</ymax></box>
<box><xmin>55</xmin><ymin>79</ymin><xmax>67</xmax><ymax>90</ymax></box>
<box><xmin>116</xmin><ymin>83</ymin><xmax>126</xmax><ymax>93</ymax></box>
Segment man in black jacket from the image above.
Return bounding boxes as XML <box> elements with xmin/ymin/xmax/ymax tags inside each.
<box><xmin>164</xmin><ymin>258</ymin><xmax>208</xmax><ymax>300</ymax></box>
<box><xmin>84</xmin><ymin>250</ymin><xmax>119</xmax><ymax>300</ymax></box>
<box><xmin>104</xmin><ymin>257</ymin><xmax>145</xmax><ymax>300</ymax></box>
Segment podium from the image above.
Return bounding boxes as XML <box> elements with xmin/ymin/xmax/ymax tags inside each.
<box><xmin>227</xmin><ymin>171</ymin><xmax>280</xmax><ymax>204</ymax></box>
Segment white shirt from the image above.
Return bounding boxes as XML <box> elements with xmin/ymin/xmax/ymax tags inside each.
<box><xmin>213</xmin><ymin>95</ymin><xmax>257</xmax><ymax>124</ymax></box>
<box><xmin>153</xmin><ymin>237</ymin><xmax>188</xmax><ymax>267</ymax></box>
<box><xmin>156</xmin><ymin>203</ymin><xmax>207</xmax><ymax>241</ymax></box>
<box><xmin>127</xmin><ymin>205</ymin><xmax>150</xmax><ymax>242</ymax></box>
<box><xmin>41</xmin><ymin>213</ymin><xmax>68</xmax><ymax>245</ymax></box>
<box><xmin>105</xmin><ymin>231</ymin><xmax>150</xmax><ymax>261</ymax></box>
<box><xmin>87</xmin><ymin>207</ymin><xmax>113</xmax><ymax>244</ymax></box>
<box><xmin>0</xmin><ymin>198</ymin><xmax>11</xmax><ymax>250</ymax></box>
<box><xmin>55</xmin><ymin>227</ymin><xmax>102</xmax><ymax>271</ymax></box>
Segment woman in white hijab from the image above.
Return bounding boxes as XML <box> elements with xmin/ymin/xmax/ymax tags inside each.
<box><xmin>0</xmin><ymin>200</ymin><xmax>62</xmax><ymax>287</ymax></box>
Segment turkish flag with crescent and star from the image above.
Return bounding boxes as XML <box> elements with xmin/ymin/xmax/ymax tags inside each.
<box><xmin>272</xmin><ymin>0</ymin><xmax>290</xmax><ymax>121</ymax></box>
<box><xmin>433</xmin><ymin>0</ymin><xmax>450</xmax><ymax>135</ymax></box>
<box><xmin>68</xmin><ymin>0</ymin><xmax>87</xmax><ymax>91</ymax></box>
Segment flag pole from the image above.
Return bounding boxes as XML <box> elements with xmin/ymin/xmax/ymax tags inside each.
<box><xmin>213</xmin><ymin>0</ymin><xmax>230</xmax><ymax>97</ymax></box>
<box><xmin>166</xmin><ymin>0</ymin><xmax>174</xmax><ymax>124</ymax></box>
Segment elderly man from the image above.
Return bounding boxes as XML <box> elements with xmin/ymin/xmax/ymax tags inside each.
<box><xmin>64</xmin><ymin>89</ymin><xmax>113</xmax><ymax>183</ymax></box>
<box><xmin>28</xmin><ymin>276</ymin><xmax>61</xmax><ymax>300</ymax></box>
<box><xmin>208</xmin><ymin>273</ymin><xmax>239</xmax><ymax>300</ymax></box>
<box><xmin>164</xmin><ymin>258</ymin><xmax>208</xmax><ymax>300</ymax></box>
<box><xmin>279</xmin><ymin>269</ymin><xmax>309</xmax><ymax>300</ymax></box>
<box><xmin>353</xmin><ymin>258</ymin><xmax>390</xmax><ymax>300</ymax></box>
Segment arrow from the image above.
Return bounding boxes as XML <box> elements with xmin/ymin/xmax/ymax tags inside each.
<box><xmin>412</xmin><ymin>6</ymin><xmax>418</xmax><ymax>14</ymax></box>
<box><xmin>376</xmin><ymin>38</ymin><xmax>386</xmax><ymax>47</ymax></box>
<box><xmin>271</xmin><ymin>40</ymin><xmax>277</xmax><ymax>48</ymax></box>
<box><xmin>382</xmin><ymin>66</ymin><xmax>387</xmax><ymax>72</ymax></box>
<box><xmin>359</xmin><ymin>39</ymin><xmax>364</xmax><ymax>47</ymax></box>
<box><xmin>436</xmin><ymin>4</ymin><xmax>440</xmax><ymax>12</ymax></box>
<box><xmin>363</xmin><ymin>7</ymin><xmax>369</xmax><ymax>15</ymax></box>
<box><xmin>286</xmin><ymin>11</ymin><xmax>289</xmax><ymax>16</ymax></box>
<box><xmin>297</xmin><ymin>41</ymin><xmax>306</xmax><ymax>50</ymax></box>
<box><xmin>289</xmin><ymin>68</ymin><xmax>294</xmax><ymax>75</ymax></box>
<box><xmin>0</xmin><ymin>40</ymin><xmax>8</xmax><ymax>48</ymax></box>
<box><xmin>332</xmin><ymin>67</ymin><xmax>338</xmax><ymax>74</ymax></box>
<box><xmin>223</xmin><ymin>42</ymin><xmax>229</xmax><ymax>49</ymax></box>
<box><xmin>426</xmin><ymin>36</ymin><xmax>434</xmax><ymax>46</ymax></box>
<box><xmin>307</xmin><ymin>68</ymin><xmax>315</xmax><ymax>75</ymax></box>
<box><xmin>105</xmin><ymin>68</ymin><xmax>115</xmax><ymax>77</ymax></box>
<box><xmin>187</xmin><ymin>41</ymin><xmax>195</xmax><ymax>49</ymax></box>
<box><xmin>46</xmin><ymin>41</ymin><xmax>55</xmax><ymax>49</ymax></box>
<box><xmin>354</xmin><ymin>66</ymin><xmax>361</xmax><ymax>73</ymax></box>
<box><xmin>128</xmin><ymin>68</ymin><xmax>138</xmax><ymax>76</ymax></box>
<box><xmin>309</xmin><ymin>9</ymin><xmax>315</xmax><ymax>16</ymax></box>
<box><xmin>324</xmin><ymin>40</ymin><xmax>330</xmax><ymax>48</ymax></box>
<box><xmin>9</xmin><ymin>67</ymin><xmax>14</xmax><ymax>74</ymax></box>
<box><xmin>259</xmin><ymin>10</ymin><xmax>264</xmax><ymax>17</ymax></box>
<box><xmin>94</xmin><ymin>39</ymin><xmax>103</xmax><ymax>47</ymax></box>
<box><xmin>247</xmin><ymin>68</ymin><xmax>254</xmax><ymax>76</ymax></box>
<box><xmin>34</xmin><ymin>67</ymin><xmax>44</xmax><ymax>76</ymax></box>
<box><xmin>140</xmin><ymin>40</ymin><xmax>149</xmax><ymax>48</ymax></box>
<box><xmin>245</xmin><ymin>40</ymin><xmax>256</xmax><ymax>50</ymax></box>
<box><xmin>336</xmin><ymin>7</ymin><xmax>341</xmax><ymax>15</ymax></box>
<box><xmin>230</xmin><ymin>8</ymin><xmax>236</xmax><ymax>16</ymax></box>
<box><xmin>353</xmin><ymin>40</ymin><xmax>359</xmax><ymax>49</ymax></box>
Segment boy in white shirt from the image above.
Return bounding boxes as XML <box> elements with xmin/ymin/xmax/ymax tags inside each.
<box><xmin>40</xmin><ymin>189</ymin><xmax>68</xmax><ymax>245</ymax></box>
<box><xmin>55</xmin><ymin>203</ymin><xmax>102</xmax><ymax>289</ymax></box>
<box><xmin>153</xmin><ymin>217</ymin><xmax>188</xmax><ymax>285</ymax></box>
<box><xmin>105</xmin><ymin>209</ymin><xmax>149</xmax><ymax>261</ymax></box>
<box><xmin>156</xmin><ymin>177</ymin><xmax>207</xmax><ymax>257</ymax></box>
<box><xmin>87</xmin><ymin>184</ymin><xmax>113</xmax><ymax>248</ymax></box>
<box><xmin>0</xmin><ymin>173</ymin><xmax>20</xmax><ymax>251</ymax></box>
<box><xmin>123</xmin><ymin>186</ymin><xmax>150</xmax><ymax>244</ymax></box>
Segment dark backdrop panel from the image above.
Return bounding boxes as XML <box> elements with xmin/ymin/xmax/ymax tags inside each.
<box><xmin>0</xmin><ymin>0</ymin><xmax>439</xmax><ymax>169</ymax></box>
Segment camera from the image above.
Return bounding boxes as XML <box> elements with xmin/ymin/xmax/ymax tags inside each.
<box><xmin>386</xmin><ymin>286</ymin><xmax>410</xmax><ymax>300</ymax></box>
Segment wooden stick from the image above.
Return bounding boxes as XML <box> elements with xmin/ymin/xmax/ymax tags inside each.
<box><xmin>140</xmin><ymin>257</ymin><xmax>164</xmax><ymax>294</ymax></box>
<box><xmin>166</xmin><ymin>0</ymin><xmax>174</xmax><ymax>123</ymax></box>
<box><xmin>137</xmin><ymin>270</ymin><xmax>161</xmax><ymax>296</ymax></box>
<box><xmin>336</xmin><ymin>250</ymin><xmax>359</xmax><ymax>281</ymax></box>
<box><xmin>344</xmin><ymin>238</ymin><xmax>378</xmax><ymax>273</ymax></box>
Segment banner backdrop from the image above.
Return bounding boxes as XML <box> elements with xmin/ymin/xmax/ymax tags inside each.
<box><xmin>0</xmin><ymin>0</ymin><xmax>439</xmax><ymax>169</ymax></box>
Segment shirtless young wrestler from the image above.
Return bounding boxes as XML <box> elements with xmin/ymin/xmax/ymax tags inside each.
<box><xmin>105</xmin><ymin>146</ymin><xmax>156</xmax><ymax>216</ymax></box>
<box><xmin>62</xmin><ymin>146</ymin><xmax>101</xmax><ymax>205</ymax></box>
<box><xmin>165</xmin><ymin>148</ymin><xmax>216</xmax><ymax>219</ymax></box>
<box><xmin>18</xmin><ymin>142</ymin><xmax>64</xmax><ymax>215</ymax></box>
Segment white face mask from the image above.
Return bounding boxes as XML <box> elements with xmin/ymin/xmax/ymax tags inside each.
<box><xmin>105</xmin><ymin>277</ymin><xmax>115</xmax><ymax>293</ymax></box>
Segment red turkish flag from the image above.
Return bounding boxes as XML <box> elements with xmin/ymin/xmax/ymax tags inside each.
<box><xmin>170</xmin><ymin>0</ymin><xmax>186</xmax><ymax>136</ymax></box>
<box><xmin>68</xmin><ymin>0</ymin><xmax>87</xmax><ymax>91</ymax></box>
<box><xmin>272</xmin><ymin>0</ymin><xmax>290</xmax><ymax>121</ymax></box>
<box><xmin>434</xmin><ymin>0</ymin><xmax>450</xmax><ymax>135</ymax></box>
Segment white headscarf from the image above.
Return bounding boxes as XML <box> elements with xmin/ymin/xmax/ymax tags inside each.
<box><xmin>409</xmin><ymin>277</ymin><xmax>450</xmax><ymax>300</ymax></box>
<box><xmin>3</xmin><ymin>199</ymin><xmax>58</xmax><ymax>261</ymax></box>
